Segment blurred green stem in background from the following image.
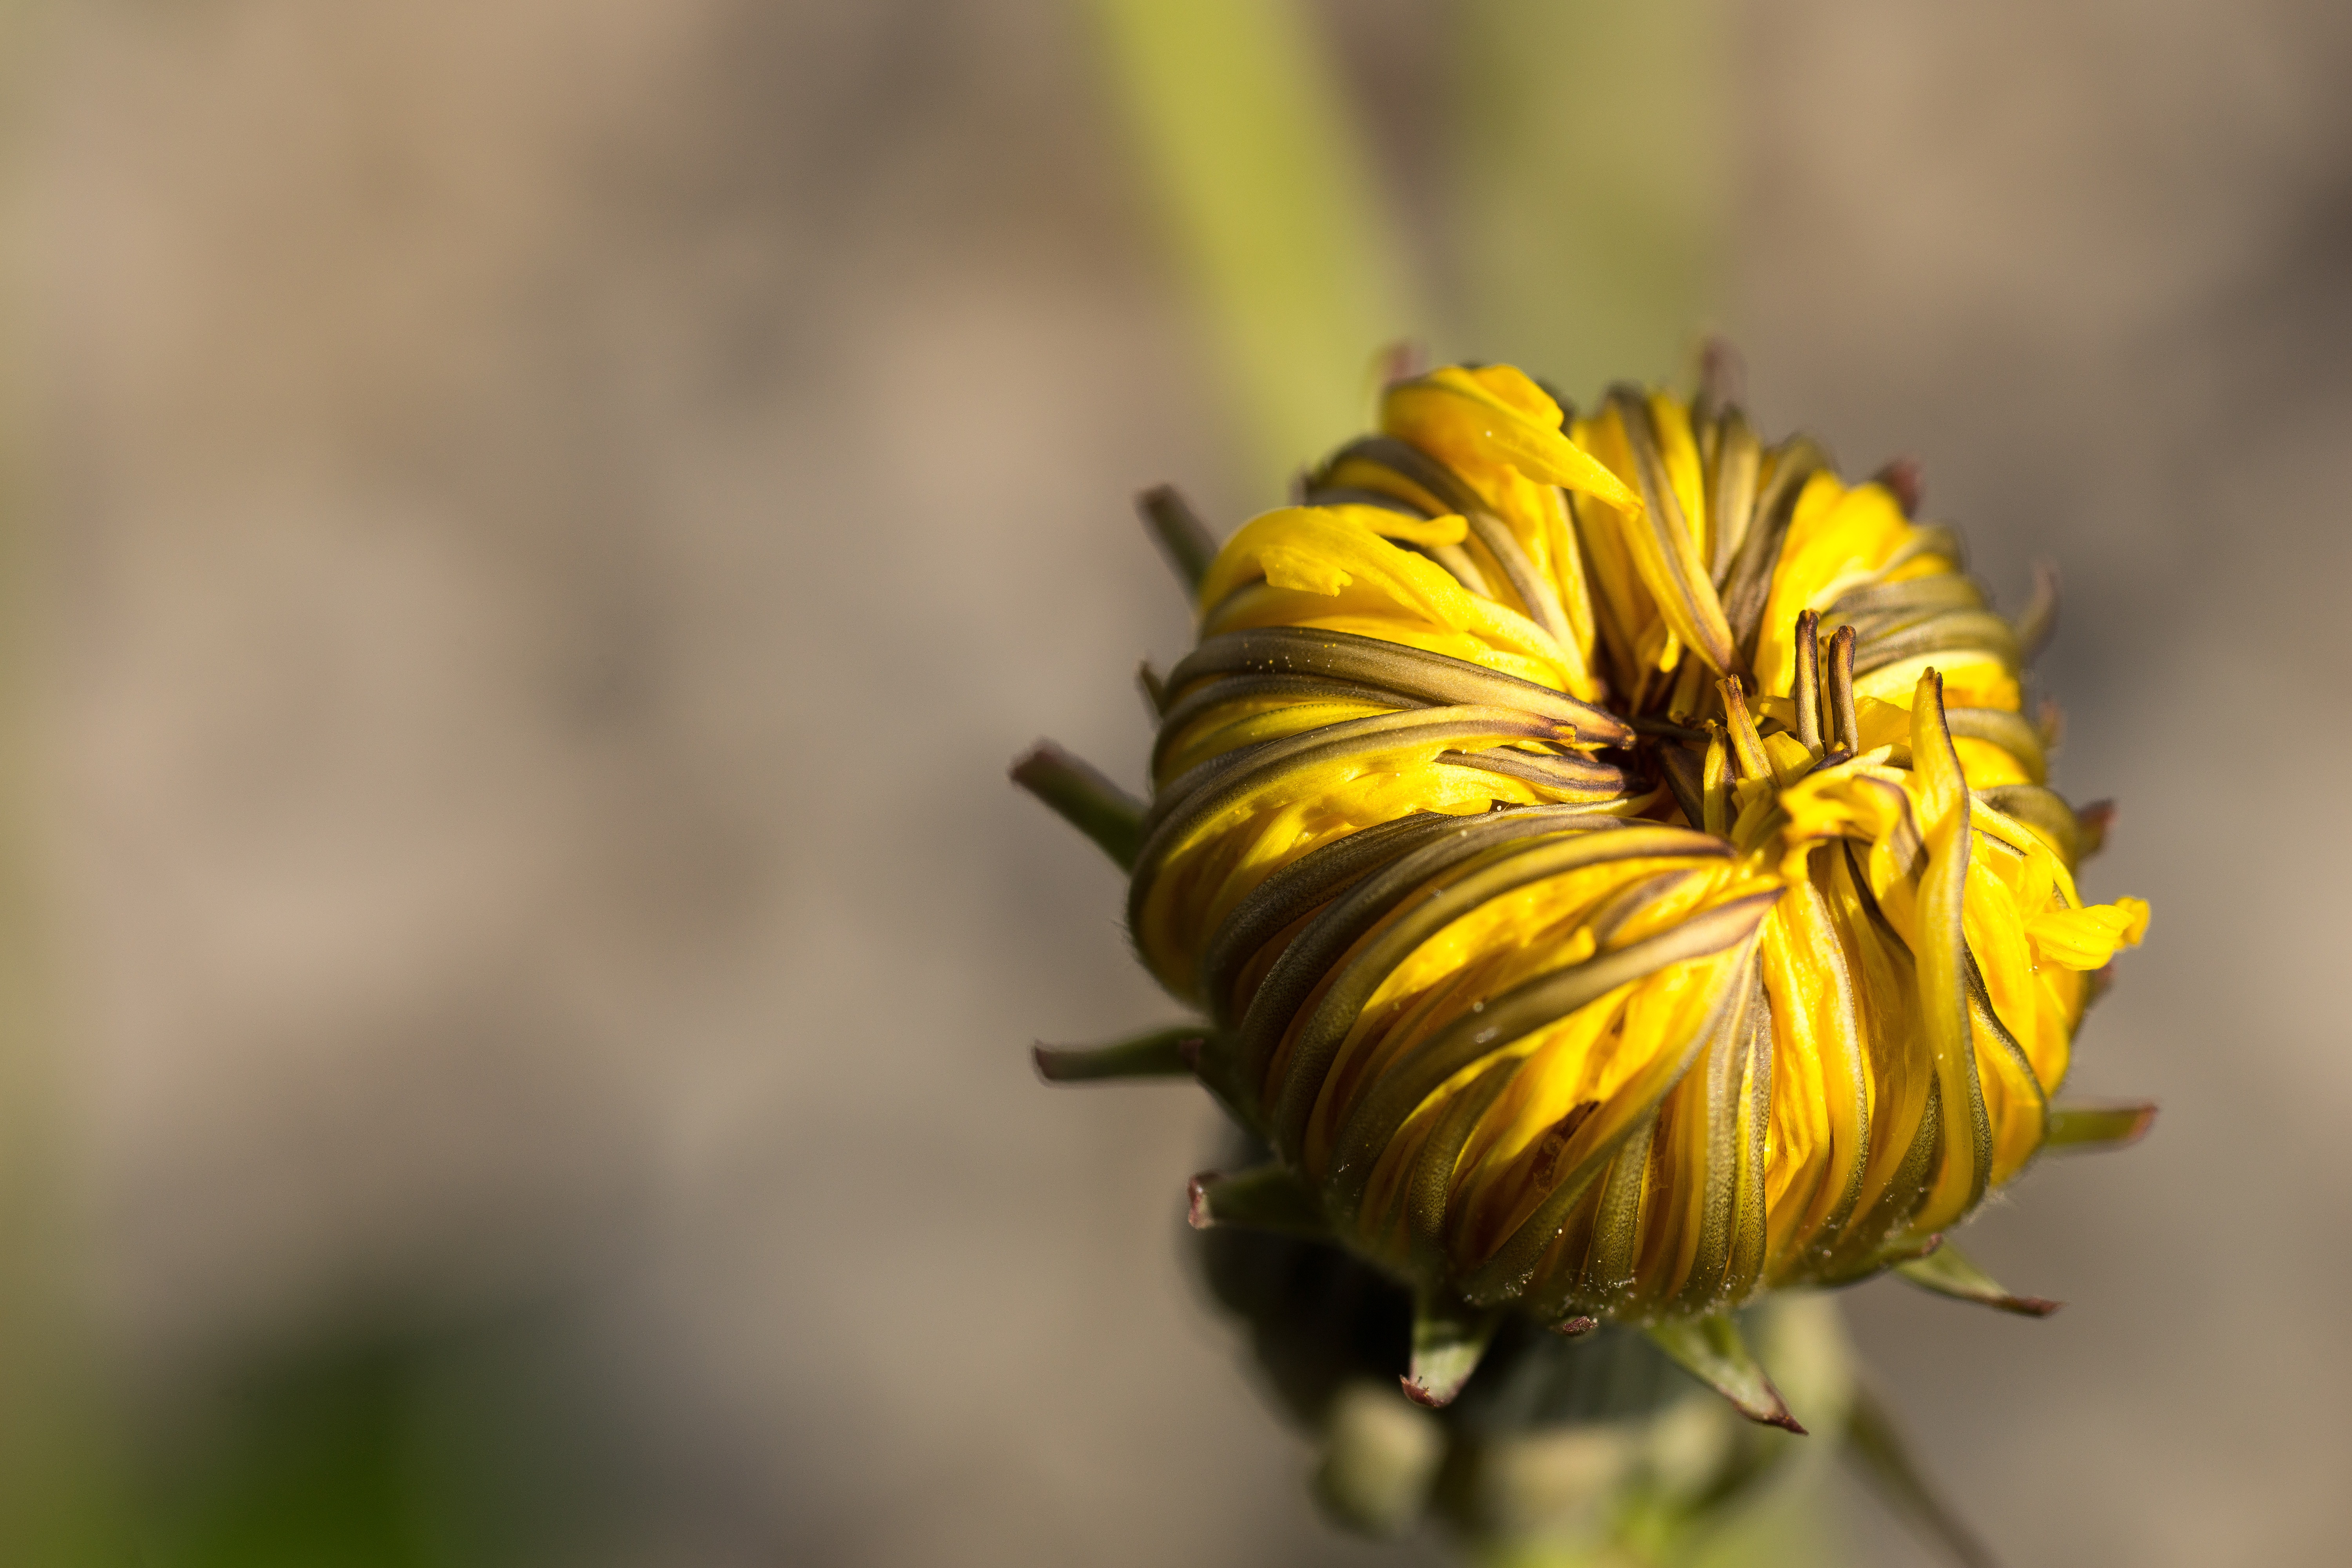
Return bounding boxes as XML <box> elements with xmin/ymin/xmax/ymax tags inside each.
<box><xmin>0</xmin><ymin>10</ymin><xmax>124</xmax><ymax>1552</ymax></box>
<box><xmin>0</xmin><ymin>573</ymin><xmax>120</xmax><ymax>1568</ymax></box>
<box><xmin>1082</xmin><ymin>0</ymin><xmax>1725</xmax><ymax>488</ymax></box>
<box><xmin>1081</xmin><ymin>0</ymin><xmax>1425</xmax><ymax>493</ymax></box>
<box><xmin>1085</xmin><ymin>6</ymin><xmax>1839</xmax><ymax>1564</ymax></box>
<box><xmin>1450</xmin><ymin>0</ymin><xmax>1726</xmax><ymax>402</ymax></box>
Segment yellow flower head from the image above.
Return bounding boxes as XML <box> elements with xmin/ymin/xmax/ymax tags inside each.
<box><xmin>1020</xmin><ymin>360</ymin><xmax>2151</xmax><ymax>1424</ymax></box>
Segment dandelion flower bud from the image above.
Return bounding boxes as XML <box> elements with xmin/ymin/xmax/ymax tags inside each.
<box><xmin>1021</xmin><ymin>359</ymin><xmax>2152</xmax><ymax>1429</ymax></box>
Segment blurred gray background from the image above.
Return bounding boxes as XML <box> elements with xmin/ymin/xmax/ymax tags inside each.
<box><xmin>5</xmin><ymin>0</ymin><xmax>2348</xmax><ymax>1563</ymax></box>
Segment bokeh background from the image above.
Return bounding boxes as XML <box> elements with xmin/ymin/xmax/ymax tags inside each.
<box><xmin>0</xmin><ymin>1</ymin><xmax>2347</xmax><ymax>1563</ymax></box>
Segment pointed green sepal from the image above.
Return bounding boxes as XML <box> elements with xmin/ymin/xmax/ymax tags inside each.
<box><xmin>2014</xmin><ymin>559</ymin><xmax>2060</xmax><ymax>661</ymax></box>
<box><xmin>2073</xmin><ymin>798</ymin><xmax>2114</xmax><ymax>859</ymax></box>
<box><xmin>1896</xmin><ymin>1240</ymin><xmax>2060</xmax><ymax>1317</ymax></box>
<box><xmin>1185</xmin><ymin>1165</ymin><xmax>1328</xmax><ymax>1238</ymax></box>
<box><xmin>1032</xmin><ymin>1024</ymin><xmax>1205</xmax><ymax>1084</ymax></box>
<box><xmin>1137</xmin><ymin>485</ymin><xmax>1217</xmax><ymax>595</ymax></box>
<box><xmin>1646</xmin><ymin>1314</ymin><xmax>1806</xmax><ymax>1433</ymax></box>
<box><xmin>1009</xmin><ymin>741</ymin><xmax>1146</xmax><ymax>870</ymax></box>
<box><xmin>1809</xmin><ymin>1227</ymin><xmax>1947</xmax><ymax>1289</ymax></box>
<box><xmin>1399</xmin><ymin>1286</ymin><xmax>1501</xmax><ymax>1408</ymax></box>
<box><xmin>2043</xmin><ymin>1098</ymin><xmax>2156</xmax><ymax>1153</ymax></box>
<box><xmin>1844</xmin><ymin>1382</ymin><xmax>1998</xmax><ymax>1568</ymax></box>
<box><xmin>1136</xmin><ymin>659</ymin><xmax>1169</xmax><ymax>719</ymax></box>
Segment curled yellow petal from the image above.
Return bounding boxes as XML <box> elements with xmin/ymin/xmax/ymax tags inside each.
<box><xmin>2025</xmin><ymin>897</ymin><xmax>2151</xmax><ymax>970</ymax></box>
<box><xmin>1384</xmin><ymin>366</ymin><xmax>1644</xmax><ymax>514</ymax></box>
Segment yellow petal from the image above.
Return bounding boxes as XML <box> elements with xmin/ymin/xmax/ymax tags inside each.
<box><xmin>1384</xmin><ymin>367</ymin><xmax>1643</xmax><ymax>512</ymax></box>
<box><xmin>2025</xmin><ymin>897</ymin><xmax>2151</xmax><ymax>970</ymax></box>
<box><xmin>1258</xmin><ymin>543</ymin><xmax>1354</xmax><ymax>597</ymax></box>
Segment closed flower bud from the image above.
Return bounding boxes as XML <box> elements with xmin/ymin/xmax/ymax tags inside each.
<box><xmin>1020</xmin><ymin>357</ymin><xmax>2152</xmax><ymax>1441</ymax></box>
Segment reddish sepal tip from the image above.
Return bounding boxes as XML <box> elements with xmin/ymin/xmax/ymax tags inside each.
<box><xmin>1006</xmin><ymin>742</ymin><xmax>1054</xmax><ymax>786</ymax></box>
<box><xmin>1185</xmin><ymin>1172</ymin><xmax>1219</xmax><ymax>1230</ymax></box>
<box><xmin>1377</xmin><ymin>340</ymin><xmax>1428</xmax><ymax>389</ymax></box>
<box><xmin>1397</xmin><ymin>1374</ymin><xmax>1453</xmax><ymax>1409</ymax></box>
<box><xmin>1550</xmin><ymin>1316</ymin><xmax>1598</xmax><ymax>1338</ymax></box>
<box><xmin>1874</xmin><ymin>456</ymin><xmax>1924</xmax><ymax>515</ymax></box>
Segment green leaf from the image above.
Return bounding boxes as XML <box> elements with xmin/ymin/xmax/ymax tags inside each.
<box><xmin>1895</xmin><ymin>1241</ymin><xmax>2060</xmax><ymax>1317</ymax></box>
<box><xmin>1646</xmin><ymin>1313</ymin><xmax>1804</xmax><ymax>1432</ymax></box>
